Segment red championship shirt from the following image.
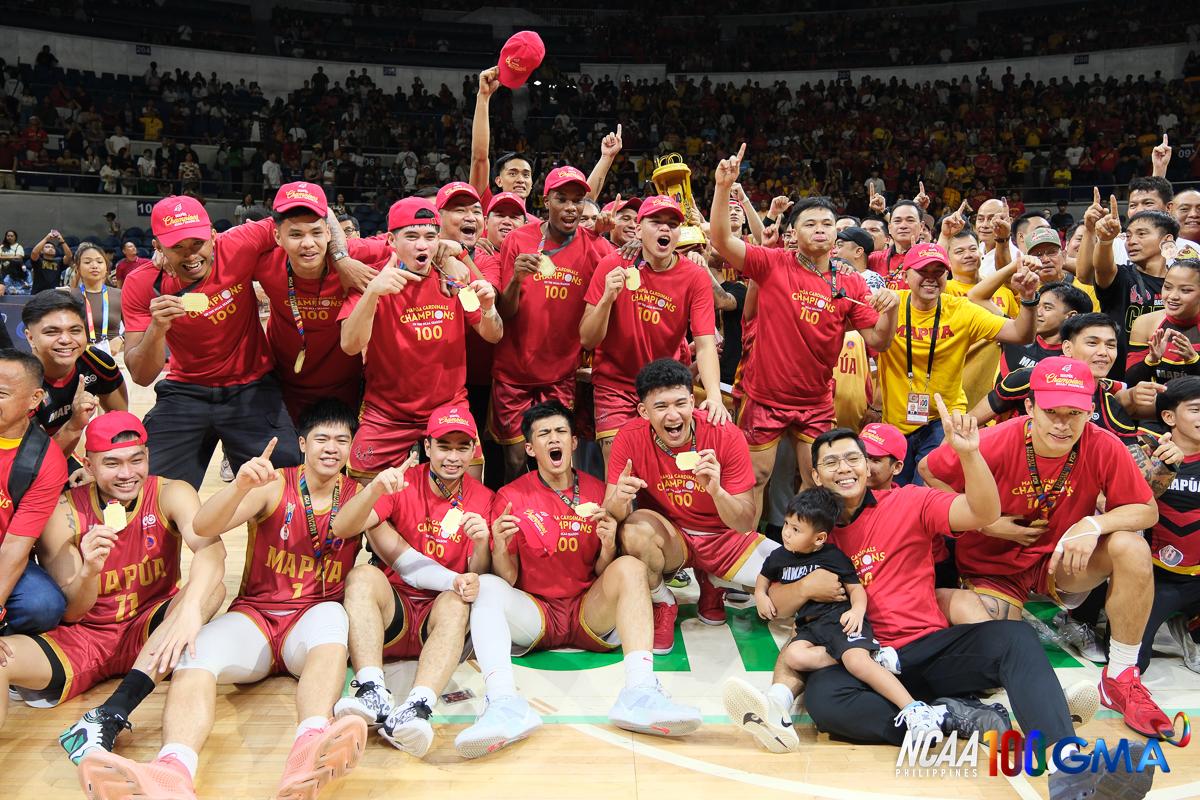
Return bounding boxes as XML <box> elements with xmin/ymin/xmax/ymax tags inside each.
<box><xmin>236</xmin><ymin>468</ymin><xmax>361</xmax><ymax>609</ymax></box>
<box><xmin>829</xmin><ymin>486</ymin><xmax>956</xmax><ymax>648</ymax></box>
<box><xmin>373</xmin><ymin>464</ymin><xmax>494</xmax><ymax>602</ymax></box>
<box><xmin>493</xmin><ymin>221</ymin><xmax>608</xmax><ymax>386</ymax></box>
<box><xmin>121</xmin><ymin>219</ymin><xmax>277</xmax><ymax>386</ymax></box>
<box><xmin>607</xmin><ymin>409</ymin><xmax>755</xmax><ymax>534</ymax></box>
<box><xmin>495</xmin><ymin>469</ymin><xmax>606</xmax><ymax>600</ymax></box>
<box><xmin>923</xmin><ymin>416</ymin><xmax>1151</xmax><ymax>577</ymax></box>
<box><xmin>585</xmin><ymin>253</ymin><xmax>717</xmax><ymax>392</ymax></box>
<box><xmin>740</xmin><ymin>244</ymin><xmax>878</xmax><ymax>410</ymax></box>
<box><xmin>115</xmin><ymin>256</ymin><xmax>154</xmax><ymax>285</ymax></box>
<box><xmin>338</xmin><ymin>274</ymin><xmax>482</xmax><ymax>425</ymax></box>
<box><xmin>466</xmin><ymin>248</ymin><xmax>502</xmax><ymax>385</ymax></box>
<box><xmin>256</xmin><ymin>237</ymin><xmax>390</xmax><ymax>408</ymax></box>
<box><xmin>66</xmin><ymin>478</ymin><xmax>180</xmax><ymax>624</ymax></box>
<box><xmin>0</xmin><ymin>433</ymin><xmax>68</xmax><ymax>545</ymax></box>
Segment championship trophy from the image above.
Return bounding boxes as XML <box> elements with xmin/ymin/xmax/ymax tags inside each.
<box><xmin>651</xmin><ymin>153</ymin><xmax>706</xmax><ymax>246</ymax></box>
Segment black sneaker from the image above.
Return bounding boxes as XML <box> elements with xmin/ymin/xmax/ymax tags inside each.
<box><xmin>1048</xmin><ymin>741</ymin><xmax>1154</xmax><ymax>800</ymax></box>
<box><xmin>935</xmin><ymin>695</ymin><xmax>1012</xmax><ymax>737</ymax></box>
<box><xmin>59</xmin><ymin>707</ymin><xmax>133</xmax><ymax>765</ymax></box>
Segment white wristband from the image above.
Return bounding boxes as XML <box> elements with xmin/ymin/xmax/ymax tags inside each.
<box><xmin>1054</xmin><ymin>516</ymin><xmax>1102</xmax><ymax>553</ymax></box>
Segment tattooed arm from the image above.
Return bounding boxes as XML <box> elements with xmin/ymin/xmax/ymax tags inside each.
<box><xmin>1127</xmin><ymin>441</ymin><xmax>1180</xmax><ymax>498</ymax></box>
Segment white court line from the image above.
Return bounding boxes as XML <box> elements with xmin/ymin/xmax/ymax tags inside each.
<box><xmin>1003</xmin><ymin>773</ymin><xmax>1043</xmax><ymax>800</ymax></box>
<box><xmin>571</xmin><ymin>723</ymin><xmax>973</xmax><ymax>800</ymax></box>
<box><xmin>1147</xmin><ymin>780</ymin><xmax>1200</xmax><ymax>800</ymax></box>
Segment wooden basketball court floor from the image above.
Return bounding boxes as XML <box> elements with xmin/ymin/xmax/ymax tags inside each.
<box><xmin>3</xmin><ymin>376</ymin><xmax>1200</xmax><ymax>800</ymax></box>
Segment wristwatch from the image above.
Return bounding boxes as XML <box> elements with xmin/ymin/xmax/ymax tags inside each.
<box><xmin>1020</xmin><ymin>292</ymin><xmax>1040</xmax><ymax>307</ymax></box>
<box><xmin>330</xmin><ymin>248</ymin><xmax>348</xmax><ymax>262</ymax></box>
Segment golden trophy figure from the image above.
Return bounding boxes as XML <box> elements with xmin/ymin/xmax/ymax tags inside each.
<box><xmin>651</xmin><ymin>153</ymin><xmax>706</xmax><ymax>246</ymax></box>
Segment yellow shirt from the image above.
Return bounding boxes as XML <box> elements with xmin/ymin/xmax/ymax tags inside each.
<box><xmin>945</xmin><ymin>279</ymin><xmax>1013</xmax><ymax>409</ymax></box>
<box><xmin>879</xmin><ymin>291</ymin><xmax>1008</xmax><ymax>433</ymax></box>
<box><xmin>833</xmin><ymin>331</ymin><xmax>872</xmax><ymax>430</ymax></box>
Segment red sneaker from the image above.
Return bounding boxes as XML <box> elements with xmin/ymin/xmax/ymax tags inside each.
<box><xmin>696</xmin><ymin>570</ymin><xmax>727</xmax><ymax>626</ymax></box>
<box><xmin>79</xmin><ymin>752</ymin><xmax>196</xmax><ymax>800</ymax></box>
<box><xmin>1098</xmin><ymin>666</ymin><xmax>1173</xmax><ymax>738</ymax></box>
<box><xmin>652</xmin><ymin>601</ymin><xmax>678</xmax><ymax>655</ymax></box>
<box><xmin>276</xmin><ymin>716</ymin><xmax>367</xmax><ymax>800</ymax></box>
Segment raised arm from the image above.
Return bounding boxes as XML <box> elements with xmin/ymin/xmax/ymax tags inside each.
<box><xmin>468</xmin><ymin>68</ymin><xmax>500</xmax><ymax>196</ymax></box>
<box><xmin>994</xmin><ymin>267</ymin><xmax>1039</xmax><ymax>345</ymax></box>
<box><xmin>586</xmin><ymin>125</ymin><xmax>622</xmax><ymax>200</ymax></box>
<box><xmin>191</xmin><ymin>439</ymin><xmax>280</xmax><ymax>537</ymax></box>
<box><xmin>709</xmin><ymin>144</ymin><xmax>748</xmax><ymax>271</ymax></box>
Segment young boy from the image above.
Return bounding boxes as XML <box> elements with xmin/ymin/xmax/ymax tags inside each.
<box><xmin>754</xmin><ymin>488</ymin><xmax>942</xmax><ymax>738</ymax></box>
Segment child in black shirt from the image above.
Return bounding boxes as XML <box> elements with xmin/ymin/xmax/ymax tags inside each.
<box><xmin>756</xmin><ymin>487</ymin><xmax>942</xmax><ymax>735</ymax></box>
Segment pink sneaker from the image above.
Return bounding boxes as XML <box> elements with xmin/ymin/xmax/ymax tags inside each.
<box><xmin>79</xmin><ymin>752</ymin><xmax>196</xmax><ymax>800</ymax></box>
<box><xmin>275</xmin><ymin>716</ymin><xmax>367</xmax><ymax>800</ymax></box>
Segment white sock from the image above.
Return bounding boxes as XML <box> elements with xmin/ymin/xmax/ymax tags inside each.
<box><xmin>767</xmin><ymin>683</ymin><xmax>795</xmax><ymax>721</ymax></box>
<box><xmin>404</xmin><ymin>685</ymin><xmax>437</xmax><ymax>710</ymax></box>
<box><xmin>295</xmin><ymin>716</ymin><xmax>327</xmax><ymax>739</ymax></box>
<box><xmin>650</xmin><ymin>580</ymin><xmax>677</xmax><ymax>606</ymax></box>
<box><xmin>1108</xmin><ymin>638</ymin><xmax>1140</xmax><ymax>676</ymax></box>
<box><xmin>355</xmin><ymin>666</ymin><xmax>386</xmax><ymax>689</ymax></box>
<box><xmin>469</xmin><ymin>582</ymin><xmax>518</xmax><ymax>698</ymax></box>
<box><xmin>157</xmin><ymin>743</ymin><xmax>198</xmax><ymax>779</ymax></box>
<box><xmin>623</xmin><ymin>650</ymin><xmax>656</xmax><ymax>690</ymax></box>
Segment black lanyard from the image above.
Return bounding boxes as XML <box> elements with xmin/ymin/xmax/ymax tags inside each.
<box><xmin>1024</xmin><ymin>421</ymin><xmax>1079</xmax><ymax>519</ymax></box>
<box><xmin>298</xmin><ymin>470</ymin><xmax>341</xmax><ymax>597</ymax></box>
<box><xmin>431</xmin><ymin>472</ymin><xmax>464</xmax><ymax>509</ymax></box>
<box><xmin>152</xmin><ymin>270</ymin><xmax>203</xmax><ymax>297</ymax></box>
<box><xmin>651</xmin><ymin>425</ymin><xmax>696</xmax><ymax>458</ymax></box>
<box><xmin>538</xmin><ymin>225</ymin><xmax>577</xmax><ymax>259</ymax></box>
<box><xmin>797</xmin><ymin>252</ymin><xmax>844</xmax><ymax>300</ymax></box>
<box><xmin>285</xmin><ymin>260</ymin><xmax>326</xmax><ymax>373</ymax></box>
<box><xmin>905</xmin><ymin>294</ymin><xmax>942</xmax><ymax>390</ymax></box>
<box><xmin>538</xmin><ymin>470</ymin><xmax>580</xmax><ymax>510</ymax></box>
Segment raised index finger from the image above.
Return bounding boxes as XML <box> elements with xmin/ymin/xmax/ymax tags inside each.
<box><xmin>261</xmin><ymin>436</ymin><xmax>278</xmax><ymax>460</ymax></box>
<box><xmin>1093</xmin><ymin>186</ymin><xmax>1101</xmax><ymax>206</ymax></box>
<box><xmin>1109</xmin><ymin>195</ymin><xmax>1119</xmax><ymax>218</ymax></box>
<box><xmin>934</xmin><ymin>392</ymin><xmax>951</xmax><ymax>423</ymax></box>
<box><xmin>616</xmin><ymin>123</ymin><xmax>622</xmax><ymax>138</ymax></box>
<box><xmin>734</xmin><ymin>142</ymin><xmax>746</xmax><ymax>163</ymax></box>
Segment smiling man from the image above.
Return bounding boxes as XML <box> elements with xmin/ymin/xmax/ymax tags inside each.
<box><xmin>581</xmin><ymin>195</ymin><xmax>726</xmax><ymax>465</ymax></box>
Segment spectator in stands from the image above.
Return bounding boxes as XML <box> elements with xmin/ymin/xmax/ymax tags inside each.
<box><xmin>80</xmin><ymin>146</ymin><xmax>101</xmax><ymax>192</ymax></box>
<box><xmin>262</xmin><ymin>151</ymin><xmax>282</xmax><ymax>192</ymax></box>
<box><xmin>0</xmin><ymin>132</ymin><xmax>18</xmax><ymax>190</ymax></box>
<box><xmin>178</xmin><ymin>152</ymin><xmax>202</xmax><ymax>192</ymax></box>
<box><xmin>0</xmin><ymin>229</ymin><xmax>27</xmax><ymax>294</ymax></box>
<box><xmin>1050</xmin><ymin>200</ymin><xmax>1074</xmax><ymax>233</ymax></box>
<box><xmin>105</xmin><ymin>124</ymin><xmax>129</xmax><ymax>159</ymax></box>
<box><xmin>99</xmin><ymin>155</ymin><xmax>120</xmax><ymax>195</ymax></box>
<box><xmin>29</xmin><ymin>230</ymin><xmax>71</xmax><ymax>293</ymax></box>
<box><xmin>234</xmin><ymin>192</ymin><xmax>258</xmax><ymax>225</ymax></box>
<box><xmin>114</xmin><ymin>241</ymin><xmax>152</xmax><ymax>287</ymax></box>
<box><xmin>69</xmin><ymin>242</ymin><xmax>123</xmax><ymax>355</ymax></box>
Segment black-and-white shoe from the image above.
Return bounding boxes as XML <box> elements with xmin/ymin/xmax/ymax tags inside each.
<box><xmin>333</xmin><ymin>680</ymin><xmax>395</xmax><ymax>728</ymax></box>
<box><xmin>380</xmin><ymin>700</ymin><xmax>434</xmax><ymax>758</ymax></box>
<box><xmin>59</xmin><ymin>707</ymin><xmax>132</xmax><ymax>765</ymax></box>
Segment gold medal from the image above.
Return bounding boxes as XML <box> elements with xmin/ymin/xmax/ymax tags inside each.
<box><xmin>440</xmin><ymin>507</ymin><xmax>464</xmax><ymax>536</ymax></box>
<box><xmin>103</xmin><ymin>501</ymin><xmax>126</xmax><ymax>531</ymax></box>
<box><xmin>538</xmin><ymin>255</ymin><xmax>556</xmax><ymax>277</ymax></box>
<box><xmin>624</xmin><ymin>267</ymin><xmax>641</xmax><ymax>291</ymax></box>
<box><xmin>182</xmin><ymin>293</ymin><xmax>208</xmax><ymax>312</ymax></box>
<box><xmin>293</xmin><ymin>350</ymin><xmax>306</xmax><ymax>374</ymax></box>
<box><xmin>573</xmin><ymin>502</ymin><xmax>602</xmax><ymax>518</ymax></box>
<box><xmin>458</xmin><ymin>286</ymin><xmax>481</xmax><ymax>312</ymax></box>
<box><xmin>675</xmin><ymin>451</ymin><xmax>701</xmax><ymax>471</ymax></box>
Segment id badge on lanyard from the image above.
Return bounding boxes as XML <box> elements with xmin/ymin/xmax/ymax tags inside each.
<box><xmin>904</xmin><ymin>295</ymin><xmax>941</xmax><ymax>425</ymax></box>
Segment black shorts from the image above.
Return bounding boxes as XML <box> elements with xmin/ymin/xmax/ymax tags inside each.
<box><xmin>791</xmin><ymin>607</ymin><xmax>880</xmax><ymax>661</ymax></box>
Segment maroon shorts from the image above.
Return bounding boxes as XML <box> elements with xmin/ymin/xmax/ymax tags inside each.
<box><xmin>227</xmin><ymin>599</ymin><xmax>318</xmax><ymax>674</ymax></box>
<box><xmin>959</xmin><ymin>555</ymin><xmax>1088</xmax><ymax>610</ymax></box>
<box><xmin>381</xmin><ymin>586</ymin><xmax>436</xmax><ymax>660</ymax></box>
<box><xmin>678</xmin><ymin>525</ymin><xmax>767</xmax><ymax>582</ymax></box>
<box><xmin>34</xmin><ymin>594</ymin><xmax>173</xmax><ymax>704</ymax></box>
<box><xmin>737</xmin><ymin>395</ymin><xmax>834</xmax><ymax>449</ymax></box>
<box><xmin>488</xmin><ymin>377</ymin><xmax>575</xmax><ymax>445</ymax></box>
<box><xmin>349</xmin><ymin>415</ymin><xmax>483</xmax><ymax>479</ymax></box>
<box><xmin>593</xmin><ymin>382</ymin><xmax>639</xmax><ymax>440</ymax></box>
<box><xmin>522</xmin><ymin>593</ymin><xmax>618</xmax><ymax>653</ymax></box>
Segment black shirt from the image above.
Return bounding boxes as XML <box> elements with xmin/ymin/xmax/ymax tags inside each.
<box><xmin>988</xmin><ymin>367</ymin><xmax>1139</xmax><ymax>445</ymax></box>
<box><xmin>999</xmin><ymin>335</ymin><xmax>1062</xmax><ymax>379</ymax></box>
<box><xmin>718</xmin><ymin>280</ymin><xmax>747</xmax><ymax>386</ymax></box>
<box><xmin>36</xmin><ymin>346</ymin><xmax>124</xmax><ymax>435</ymax></box>
<box><xmin>1096</xmin><ymin>263</ymin><xmax>1164</xmax><ymax>380</ymax></box>
<box><xmin>761</xmin><ymin>542</ymin><xmax>859</xmax><ymax>621</ymax></box>
<box><xmin>31</xmin><ymin>256</ymin><xmax>65</xmax><ymax>293</ymax></box>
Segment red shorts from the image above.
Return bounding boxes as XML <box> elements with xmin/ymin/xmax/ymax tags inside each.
<box><xmin>593</xmin><ymin>382</ymin><xmax>639</xmax><ymax>440</ymax></box>
<box><xmin>349</xmin><ymin>415</ymin><xmax>483</xmax><ymax>479</ymax></box>
<box><xmin>737</xmin><ymin>395</ymin><xmax>833</xmax><ymax>449</ymax></box>
<box><xmin>960</xmin><ymin>555</ymin><xmax>1088</xmax><ymax>610</ymax></box>
<box><xmin>35</xmin><ymin>594</ymin><xmax>173</xmax><ymax>704</ymax></box>
<box><xmin>227</xmin><ymin>599</ymin><xmax>314</xmax><ymax>674</ymax></box>
<box><xmin>488</xmin><ymin>378</ymin><xmax>575</xmax><ymax>445</ymax></box>
<box><xmin>676</xmin><ymin>524</ymin><xmax>766</xmax><ymax>582</ymax></box>
<box><xmin>523</xmin><ymin>593</ymin><xmax>618</xmax><ymax>653</ymax></box>
<box><xmin>381</xmin><ymin>586</ymin><xmax>436</xmax><ymax>660</ymax></box>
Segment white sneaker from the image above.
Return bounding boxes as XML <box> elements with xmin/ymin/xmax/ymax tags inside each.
<box><xmin>379</xmin><ymin>699</ymin><xmax>434</xmax><ymax>758</ymax></box>
<box><xmin>608</xmin><ymin>681</ymin><xmax>702</xmax><ymax>737</ymax></box>
<box><xmin>219</xmin><ymin>457</ymin><xmax>234</xmax><ymax>483</ymax></box>
<box><xmin>453</xmin><ymin>695</ymin><xmax>542</xmax><ymax>759</ymax></box>
<box><xmin>721</xmin><ymin>677</ymin><xmax>799</xmax><ymax>754</ymax></box>
<box><xmin>874</xmin><ymin>646</ymin><xmax>901</xmax><ymax>674</ymax></box>
<box><xmin>334</xmin><ymin>680</ymin><xmax>395</xmax><ymax>728</ymax></box>
<box><xmin>1065</xmin><ymin>679</ymin><xmax>1100</xmax><ymax>725</ymax></box>
<box><xmin>1167</xmin><ymin>616</ymin><xmax>1200</xmax><ymax>673</ymax></box>
<box><xmin>894</xmin><ymin>701</ymin><xmax>943</xmax><ymax>736</ymax></box>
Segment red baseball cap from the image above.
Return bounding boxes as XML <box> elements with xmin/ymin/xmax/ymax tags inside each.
<box><xmin>497</xmin><ymin>31</ymin><xmax>545</xmax><ymax>89</ymax></box>
<box><xmin>543</xmin><ymin>165</ymin><xmax>590</xmax><ymax>196</ymax></box>
<box><xmin>903</xmin><ymin>242</ymin><xmax>951</xmax><ymax>273</ymax></box>
<box><xmin>387</xmin><ymin>197</ymin><xmax>441</xmax><ymax>231</ymax></box>
<box><xmin>487</xmin><ymin>191</ymin><xmax>527</xmax><ymax>216</ymax></box>
<box><xmin>1030</xmin><ymin>356</ymin><xmax>1096</xmax><ymax>411</ymax></box>
<box><xmin>602</xmin><ymin>197</ymin><xmax>642</xmax><ymax>215</ymax></box>
<box><xmin>436</xmin><ymin>181</ymin><xmax>481</xmax><ymax>210</ymax></box>
<box><xmin>273</xmin><ymin>181</ymin><xmax>327</xmax><ymax>216</ymax></box>
<box><xmin>860</xmin><ymin>423</ymin><xmax>906</xmax><ymax>463</ymax></box>
<box><xmin>85</xmin><ymin>411</ymin><xmax>148</xmax><ymax>453</ymax></box>
<box><xmin>425</xmin><ymin>404</ymin><xmax>478</xmax><ymax>440</ymax></box>
<box><xmin>151</xmin><ymin>196</ymin><xmax>211</xmax><ymax>248</ymax></box>
<box><xmin>637</xmin><ymin>195</ymin><xmax>685</xmax><ymax>223</ymax></box>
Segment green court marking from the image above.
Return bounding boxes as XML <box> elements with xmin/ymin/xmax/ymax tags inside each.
<box><xmin>517</xmin><ymin>604</ymin><xmax>693</xmax><ymax>672</ymax></box>
<box><xmin>727</xmin><ymin>606</ymin><xmax>781</xmax><ymax>672</ymax></box>
<box><xmin>1026</xmin><ymin>601</ymin><xmax>1084</xmax><ymax>668</ymax></box>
